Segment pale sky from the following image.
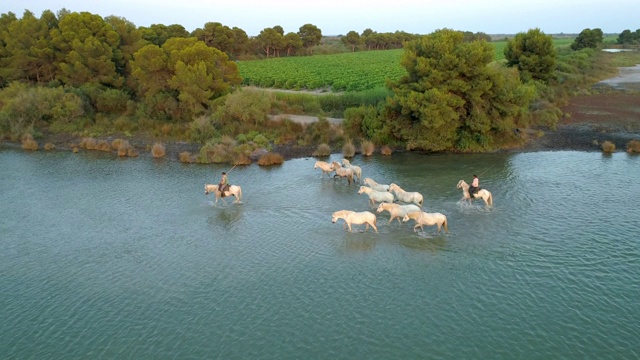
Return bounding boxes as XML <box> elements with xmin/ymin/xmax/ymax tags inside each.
<box><xmin>1</xmin><ymin>0</ymin><xmax>636</xmax><ymax>36</ymax></box>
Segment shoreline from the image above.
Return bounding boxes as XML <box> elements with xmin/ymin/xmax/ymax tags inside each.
<box><xmin>2</xmin><ymin>121</ymin><xmax>638</xmax><ymax>161</ymax></box>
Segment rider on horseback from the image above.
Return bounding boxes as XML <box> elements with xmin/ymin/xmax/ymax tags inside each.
<box><xmin>469</xmin><ymin>174</ymin><xmax>479</xmax><ymax>195</ymax></box>
<box><xmin>218</xmin><ymin>171</ymin><xmax>229</xmax><ymax>193</ymax></box>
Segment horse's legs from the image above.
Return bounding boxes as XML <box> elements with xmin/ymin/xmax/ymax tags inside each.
<box><xmin>346</xmin><ymin>222</ymin><xmax>353</xmax><ymax>232</ymax></box>
<box><xmin>371</xmin><ymin>222</ymin><xmax>378</xmax><ymax>233</ymax></box>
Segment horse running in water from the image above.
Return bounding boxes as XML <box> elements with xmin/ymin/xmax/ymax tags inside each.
<box><xmin>456</xmin><ymin>180</ymin><xmax>493</xmax><ymax>207</ymax></box>
<box><xmin>376</xmin><ymin>202</ymin><xmax>421</xmax><ymax>225</ymax></box>
<box><xmin>205</xmin><ymin>184</ymin><xmax>243</xmax><ymax>204</ymax></box>
<box><xmin>314</xmin><ymin>161</ymin><xmax>334</xmax><ymax>178</ymax></box>
<box><xmin>331</xmin><ymin>210</ymin><xmax>378</xmax><ymax>233</ymax></box>
<box><xmin>341</xmin><ymin>159</ymin><xmax>362</xmax><ymax>183</ymax></box>
<box><xmin>402</xmin><ymin>211</ymin><xmax>448</xmax><ymax>234</ymax></box>
<box><xmin>388</xmin><ymin>183</ymin><xmax>424</xmax><ymax>207</ymax></box>
<box><xmin>331</xmin><ymin>161</ymin><xmax>354</xmax><ymax>185</ymax></box>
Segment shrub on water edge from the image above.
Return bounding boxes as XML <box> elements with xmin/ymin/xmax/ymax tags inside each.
<box><xmin>312</xmin><ymin>143</ymin><xmax>331</xmax><ymax>157</ymax></box>
<box><xmin>342</xmin><ymin>140</ymin><xmax>356</xmax><ymax>158</ymax></box>
<box><xmin>73</xmin><ymin>146</ymin><xmax>79</xmax><ymax>153</ymax></box>
<box><xmin>111</xmin><ymin>138</ymin><xmax>124</xmax><ymax>150</ymax></box>
<box><xmin>152</xmin><ymin>142</ymin><xmax>166</xmax><ymax>158</ymax></box>
<box><xmin>96</xmin><ymin>140</ymin><xmax>111</xmax><ymax>152</ymax></box>
<box><xmin>21</xmin><ymin>134</ymin><xmax>38</xmax><ymax>151</ymax></box>
<box><xmin>258</xmin><ymin>152</ymin><xmax>284</xmax><ymax>166</ymax></box>
<box><xmin>117</xmin><ymin>140</ymin><xmax>132</xmax><ymax>156</ymax></box>
<box><xmin>179</xmin><ymin>151</ymin><xmax>194</xmax><ymax>163</ymax></box>
<box><xmin>127</xmin><ymin>147</ymin><xmax>139</xmax><ymax>157</ymax></box>
<box><xmin>626</xmin><ymin>140</ymin><xmax>640</xmax><ymax>153</ymax></box>
<box><xmin>361</xmin><ymin>140</ymin><xmax>374</xmax><ymax>156</ymax></box>
<box><xmin>80</xmin><ymin>137</ymin><xmax>97</xmax><ymax>150</ymax></box>
<box><xmin>380</xmin><ymin>145</ymin><xmax>393</xmax><ymax>155</ymax></box>
<box><xmin>44</xmin><ymin>142</ymin><xmax>55</xmax><ymax>151</ymax></box>
<box><xmin>601</xmin><ymin>140</ymin><xmax>615</xmax><ymax>153</ymax></box>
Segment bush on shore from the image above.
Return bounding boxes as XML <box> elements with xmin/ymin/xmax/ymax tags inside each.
<box><xmin>258</xmin><ymin>152</ymin><xmax>284</xmax><ymax>166</ymax></box>
<box><xmin>312</xmin><ymin>143</ymin><xmax>331</xmax><ymax>157</ymax></box>
<box><xmin>626</xmin><ymin>140</ymin><xmax>640</xmax><ymax>153</ymax></box>
<box><xmin>21</xmin><ymin>134</ymin><xmax>38</xmax><ymax>151</ymax></box>
<box><xmin>360</xmin><ymin>140</ymin><xmax>374</xmax><ymax>156</ymax></box>
<box><xmin>380</xmin><ymin>145</ymin><xmax>393</xmax><ymax>155</ymax></box>
<box><xmin>342</xmin><ymin>140</ymin><xmax>356</xmax><ymax>158</ymax></box>
<box><xmin>151</xmin><ymin>142</ymin><xmax>166</xmax><ymax>158</ymax></box>
<box><xmin>601</xmin><ymin>140</ymin><xmax>615</xmax><ymax>153</ymax></box>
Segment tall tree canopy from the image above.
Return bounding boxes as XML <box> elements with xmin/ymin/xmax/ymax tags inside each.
<box><xmin>131</xmin><ymin>37</ymin><xmax>241</xmax><ymax>120</ymax></box>
<box><xmin>297</xmin><ymin>23</ymin><xmax>322</xmax><ymax>53</ymax></box>
<box><xmin>504</xmin><ymin>28</ymin><xmax>556</xmax><ymax>83</ymax></box>
<box><xmin>386</xmin><ymin>29</ymin><xmax>535</xmax><ymax>151</ymax></box>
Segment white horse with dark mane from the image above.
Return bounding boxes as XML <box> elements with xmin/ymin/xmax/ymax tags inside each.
<box><xmin>341</xmin><ymin>159</ymin><xmax>362</xmax><ymax>183</ymax></box>
<box><xmin>314</xmin><ymin>161</ymin><xmax>334</xmax><ymax>178</ymax></box>
<box><xmin>363</xmin><ymin>177</ymin><xmax>389</xmax><ymax>192</ymax></box>
<box><xmin>205</xmin><ymin>184</ymin><xmax>243</xmax><ymax>204</ymax></box>
<box><xmin>456</xmin><ymin>180</ymin><xmax>493</xmax><ymax>207</ymax></box>
<box><xmin>358</xmin><ymin>186</ymin><xmax>395</xmax><ymax>206</ymax></box>
<box><xmin>388</xmin><ymin>183</ymin><xmax>424</xmax><ymax>207</ymax></box>
<box><xmin>332</xmin><ymin>210</ymin><xmax>378</xmax><ymax>233</ymax></box>
<box><xmin>402</xmin><ymin>211</ymin><xmax>448</xmax><ymax>234</ymax></box>
<box><xmin>376</xmin><ymin>202</ymin><xmax>421</xmax><ymax>224</ymax></box>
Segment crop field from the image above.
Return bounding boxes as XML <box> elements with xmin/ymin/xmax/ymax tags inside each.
<box><xmin>239</xmin><ymin>38</ymin><xmax>575</xmax><ymax>92</ymax></box>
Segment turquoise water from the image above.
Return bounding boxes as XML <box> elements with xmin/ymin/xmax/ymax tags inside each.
<box><xmin>1</xmin><ymin>149</ymin><xmax>639</xmax><ymax>359</ymax></box>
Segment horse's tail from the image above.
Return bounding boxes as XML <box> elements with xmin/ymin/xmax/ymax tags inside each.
<box><xmin>487</xmin><ymin>192</ymin><xmax>493</xmax><ymax>206</ymax></box>
<box><xmin>443</xmin><ymin>216</ymin><xmax>449</xmax><ymax>233</ymax></box>
<box><xmin>237</xmin><ymin>186</ymin><xmax>243</xmax><ymax>202</ymax></box>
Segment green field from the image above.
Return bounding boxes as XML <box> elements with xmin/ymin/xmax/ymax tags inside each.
<box><xmin>239</xmin><ymin>38</ymin><xmax>575</xmax><ymax>92</ymax></box>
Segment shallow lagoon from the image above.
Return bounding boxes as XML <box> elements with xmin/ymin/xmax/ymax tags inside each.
<box><xmin>1</xmin><ymin>149</ymin><xmax>639</xmax><ymax>358</ymax></box>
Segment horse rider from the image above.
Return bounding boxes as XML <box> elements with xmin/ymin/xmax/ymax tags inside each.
<box><xmin>469</xmin><ymin>174</ymin><xmax>479</xmax><ymax>195</ymax></box>
<box><xmin>218</xmin><ymin>171</ymin><xmax>228</xmax><ymax>192</ymax></box>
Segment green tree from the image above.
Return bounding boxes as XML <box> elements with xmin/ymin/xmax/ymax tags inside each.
<box><xmin>298</xmin><ymin>24</ymin><xmax>322</xmax><ymax>54</ymax></box>
<box><xmin>616</xmin><ymin>29</ymin><xmax>640</xmax><ymax>45</ymax></box>
<box><xmin>504</xmin><ymin>28</ymin><xmax>556</xmax><ymax>83</ymax></box>
<box><xmin>256</xmin><ymin>27</ymin><xmax>283</xmax><ymax>58</ymax></box>
<box><xmin>283</xmin><ymin>32</ymin><xmax>302</xmax><ymax>56</ymax></box>
<box><xmin>342</xmin><ymin>31</ymin><xmax>362</xmax><ymax>52</ymax></box>
<box><xmin>387</xmin><ymin>29</ymin><xmax>535</xmax><ymax>151</ymax></box>
<box><xmin>230</xmin><ymin>27</ymin><xmax>249</xmax><ymax>58</ymax></box>
<box><xmin>571</xmin><ymin>28</ymin><xmax>603</xmax><ymax>50</ymax></box>
<box><xmin>192</xmin><ymin>22</ymin><xmax>235</xmax><ymax>55</ymax></box>
<box><xmin>105</xmin><ymin>15</ymin><xmax>145</xmax><ymax>90</ymax></box>
<box><xmin>50</xmin><ymin>11</ymin><xmax>124</xmax><ymax>87</ymax></box>
<box><xmin>131</xmin><ymin>38</ymin><xmax>241</xmax><ymax>120</ymax></box>
<box><xmin>140</xmin><ymin>23</ymin><xmax>188</xmax><ymax>46</ymax></box>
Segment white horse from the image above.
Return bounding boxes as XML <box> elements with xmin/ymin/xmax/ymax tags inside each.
<box><xmin>376</xmin><ymin>202</ymin><xmax>421</xmax><ymax>225</ymax></box>
<box><xmin>358</xmin><ymin>186</ymin><xmax>395</xmax><ymax>206</ymax></box>
<box><xmin>456</xmin><ymin>180</ymin><xmax>493</xmax><ymax>206</ymax></box>
<box><xmin>205</xmin><ymin>184</ymin><xmax>243</xmax><ymax>204</ymax></box>
<box><xmin>341</xmin><ymin>159</ymin><xmax>362</xmax><ymax>182</ymax></box>
<box><xmin>388</xmin><ymin>183</ymin><xmax>424</xmax><ymax>207</ymax></box>
<box><xmin>314</xmin><ymin>161</ymin><xmax>334</xmax><ymax>178</ymax></box>
<box><xmin>363</xmin><ymin>177</ymin><xmax>389</xmax><ymax>192</ymax></box>
<box><xmin>402</xmin><ymin>211</ymin><xmax>448</xmax><ymax>233</ymax></box>
<box><xmin>332</xmin><ymin>210</ymin><xmax>378</xmax><ymax>233</ymax></box>
<box><xmin>331</xmin><ymin>161</ymin><xmax>354</xmax><ymax>185</ymax></box>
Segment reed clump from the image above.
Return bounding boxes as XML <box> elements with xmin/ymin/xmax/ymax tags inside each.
<box><xmin>111</xmin><ymin>138</ymin><xmax>125</xmax><ymax>150</ymax></box>
<box><xmin>380</xmin><ymin>145</ymin><xmax>393</xmax><ymax>155</ymax></box>
<box><xmin>179</xmin><ymin>151</ymin><xmax>194</xmax><ymax>163</ymax></box>
<box><xmin>342</xmin><ymin>140</ymin><xmax>356</xmax><ymax>158</ymax></box>
<box><xmin>312</xmin><ymin>143</ymin><xmax>331</xmax><ymax>157</ymax></box>
<box><xmin>601</xmin><ymin>140</ymin><xmax>615</xmax><ymax>153</ymax></box>
<box><xmin>95</xmin><ymin>140</ymin><xmax>112</xmax><ymax>152</ymax></box>
<box><xmin>360</xmin><ymin>140</ymin><xmax>375</xmax><ymax>156</ymax></box>
<box><xmin>21</xmin><ymin>134</ymin><xmax>38</xmax><ymax>151</ymax></box>
<box><xmin>44</xmin><ymin>142</ymin><xmax>55</xmax><ymax>151</ymax></box>
<box><xmin>80</xmin><ymin>137</ymin><xmax>97</xmax><ymax>150</ymax></box>
<box><xmin>151</xmin><ymin>142</ymin><xmax>166</xmax><ymax>158</ymax></box>
<box><xmin>626</xmin><ymin>140</ymin><xmax>640</xmax><ymax>153</ymax></box>
<box><xmin>117</xmin><ymin>140</ymin><xmax>138</xmax><ymax>157</ymax></box>
<box><xmin>258</xmin><ymin>152</ymin><xmax>284</xmax><ymax>166</ymax></box>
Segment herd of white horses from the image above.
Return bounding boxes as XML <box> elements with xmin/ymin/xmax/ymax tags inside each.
<box><xmin>203</xmin><ymin>158</ymin><xmax>493</xmax><ymax>235</ymax></box>
<box><xmin>321</xmin><ymin>159</ymin><xmax>493</xmax><ymax>235</ymax></box>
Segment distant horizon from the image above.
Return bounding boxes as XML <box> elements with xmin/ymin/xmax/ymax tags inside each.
<box><xmin>1</xmin><ymin>1</ymin><xmax>637</xmax><ymax>37</ymax></box>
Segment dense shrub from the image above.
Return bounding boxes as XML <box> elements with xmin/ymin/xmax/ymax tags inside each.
<box><xmin>257</xmin><ymin>152</ymin><xmax>284</xmax><ymax>166</ymax></box>
<box><xmin>626</xmin><ymin>140</ymin><xmax>640</xmax><ymax>153</ymax></box>
<box><xmin>313</xmin><ymin>143</ymin><xmax>331</xmax><ymax>157</ymax></box>
<box><xmin>179</xmin><ymin>151</ymin><xmax>194</xmax><ymax>163</ymax></box>
<box><xmin>381</xmin><ymin>145</ymin><xmax>393</xmax><ymax>155</ymax></box>
<box><xmin>601</xmin><ymin>140</ymin><xmax>615</xmax><ymax>153</ymax></box>
<box><xmin>361</xmin><ymin>140</ymin><xmax>375</xmax><ymax>156</ymax></box>
<box><xmin>342</xmin><ymin>140</ymin><xmax>356</xmax><ymax>158</ymax></box>
<box><xmin>80</xmin><ymin>137</ymin><xmax>97</xmax><ymax>150</ymax></box>
<box><xmin>151</xmin><ymin>143</ymin><xmax>166</xmax><ymax>158</ymax></box>
<box><xmin>21</xmin><ymin>134</ymin><xmax>38</xmax><ymax>151</ymax></box>
<box><xmin>44</xmin><ymin>142</ymin><xmax>55</xmax><ymax>151</ymax></box>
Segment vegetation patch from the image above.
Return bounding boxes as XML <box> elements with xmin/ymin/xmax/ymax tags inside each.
<box><xmin>626</xmin><ymin>140</ymin><xmax>640</xmax><ymax>153</ymax></box>
<box><xmin>257</xmin><ymin>152</ymin><xmax>284</xmax><ymax>166</ymax></box>
<box><xmin>151</xmin><ymin>143</ymin><xmax>166</xmax><ymax>158</ymax></box>
<box><xmin>601</xmin><ymin>140</ymin><xmax>616</xmax><ymax>153</ymax></box>
<box><xmin>312</xmin><ymin>143</ymin><xmax>331</xmax><ymax>157</ymax></box>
